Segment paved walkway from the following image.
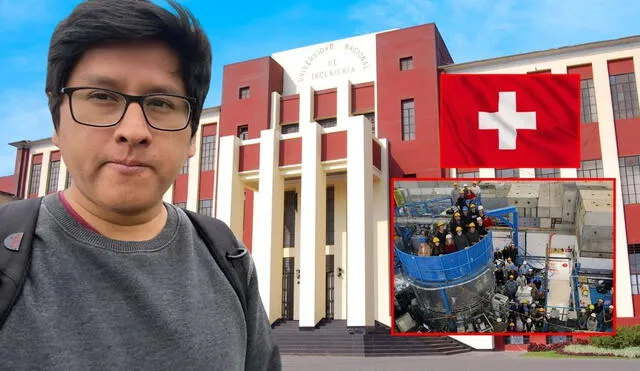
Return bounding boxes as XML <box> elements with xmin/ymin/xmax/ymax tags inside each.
<box><xmin>282</xmin><ymin>352</ymin><xmax>640</xmax><ymax>371</ymax></box>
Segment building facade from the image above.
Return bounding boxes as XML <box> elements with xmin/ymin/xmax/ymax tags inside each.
<box><xmin>5</xmin><ymin>24</ymin><xmax>640</xmax><ymax>350</ymax></box>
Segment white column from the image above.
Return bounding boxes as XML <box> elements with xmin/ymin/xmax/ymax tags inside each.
<box><xmin>251</xmin><ymin>128</ymin><xmax>284</xmax><ymax>323</ymax></box>
<box><xmin>299</xmin><ymin>85</ymin><xmax>314</xmax><ymax>126</ymax></box>
<box><xmin>215</xmin><ymin>135</ymin><xmax>245</xmax><ymax>238</ymax></box>
<box><xmin>298</xmin><ymin>121</ymin><xmax>326</xmax><ymax>327</ymax></box>
<box><xmin>336</xmin><ymin>80</ymin><xmax>352</xmax><ymax>127</ymax></box>
<box><xmin>519</xmin><ymin>168</ymin><xmax>535</xmax><ymax>178</ymax></box>
<box><xmin>347</xmin><ymin>115</ymin><xmax>374</xmax><ymax>327</ymax></box>
<box><xmin>592</xmin><ymin>59</ymin><xmax>633</xmax><ymax>317</ymax></box>
<box><xmin>560</xmin><ymin>168</ymin><xmax>578</xmax><ymax>178</ymax></box>
<box><xmin>334</xmin><ymin>183</ymin><xmax>348</xmax><ymax>320</ymax></box>
<box><xmin>270</xmin><ymin>91</ymin><xmax>281</xmax><ymax>129</ymax></box>
<box><xmin>479</xmin><ymin>168</ymin><xmax>495</xmax><ymax>178</ymax></box>
<box><xmin>187</xmin><ymin>128</ymin><xmax>204</xmax><ymax>212</ymax></box>
<box><xmin>57</xmin><ymin>158</ymin><xmax>68</xmax><ymax>191</ymax></box>
<box><xmin>38</xmin><ymin>151</ymin><xmax>51</xmax><ymax>196</ymax></box>
<box><xmin>373</xmin><ymin>139</ymin><xmax>390</xmax><ymax>326</ymax></box>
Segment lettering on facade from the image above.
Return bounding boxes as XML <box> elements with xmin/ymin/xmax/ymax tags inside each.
<box><xmin>297</xmin><ymin>42</ymin><xmax>371</xmax><ymax>83</ymax></box>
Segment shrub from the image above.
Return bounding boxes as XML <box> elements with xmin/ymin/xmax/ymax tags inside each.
<box><xmin>591</xmin><ymin>325</ymin><xmax>640</xmax><ymax>349</ymax></box>
<box><xmin>561</xmin><ymin>344</ymin><xmax>640</xmax><ymax>358</ymax></box>
<box><xmin>527</xmin><ymin>342</ymin><xmax>568</xmax><ymax>352</ymax></box>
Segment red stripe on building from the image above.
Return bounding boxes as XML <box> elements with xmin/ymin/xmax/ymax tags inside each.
<box><xmin>351</xmin><ymin>82</ymin><xmax>375</xmax><ymax>114</ymax></box>
<box><xmin>239</xmin><ymin>143</ymin><xmax>260</xmax><ymax>172</ymax></box>
<box><xmin>279</xmin><ymin>138</ymin><xmax>302</xmax><ymax>166</ymax></box>
<box><xmin>321</xmin><ymin>132</ymin><xmax>347</xmax><ymax>162</ymax></box>
<box><xmin>280</xmin><ymin>95</ymin><xmax>300</xmax><ymax>124</ymax></box>
<box><xmin>314</xmin><ymin>88</ymin><xmax>337</xmax><ymax>120</ymax></box>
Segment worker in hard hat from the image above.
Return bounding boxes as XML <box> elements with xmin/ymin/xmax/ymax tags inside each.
<box><xmin>449</xmin><ymin>212</ymin><xmax>465</xmax><ymax>235</ymax></box>
<box><xmin>453</xmin><ymin>226</ymin><xmax>469</xmax><ymax>251</ymax></box>
<box><xmin>455</xmin><ymin>189</ymin><xmax>467</xmax><ymax>210</ymax></box>
<box><xmin>463</xmin><ymin>184</ymin><xmax>476</xmax><ymax>200</ymax></box>
<box><xmin>476</xmin><ymin>216</ymin><xmax>488</xmax><ymax>237</ymax></box>
<box><xmin>577</xmin><ymin>308</ymin><xmax>588</xmax><ymax>330</ymax></box>
<box><xmin>477</xmin><ymin>205</ymin><xmax>493</xmax><ymax>228</ymax></box>
<box><xmin>430</xmin><ymin>237</ymin><xmax>444</xmax><ymax>256</ymax></box>
<box><xmin>587</xmin><ymin>312</ymin><xmax>598</xmax><ymax>331</ymax></box>
<box><xmin>604</xmin><ymin>305</ymin><xmax>614</xmax><ymax>332</ymax></box>
<box><xmin>519</xmin><ymin>260</ymin><xmax>531</xmax><ymax>276</ymax></box>
<box><xmin>505</xmin><ymin>275</ymin><xmax>518</xmax><ymax>301</ymax></box>
<box><xmin>593</xmin><ymin>298</ymin><xmax>605</xmax><ymax>314</ymax></box>
<box><xmin>469</xmin><ymin>203</ymin><xmax>479</xmax><ymax>220</ymax></box>
<box><xmin>444</xmin><ymin>234</ymin><xmax>456</xmax><ymax>254</ymax></box>
<box><xmin>466</xmin><ymin>222</ymin><xmax>480</xmax><ymax>245</ymax></box>
<box><xmin>471</xmin><ymin>180</ymin><xmax>481</xmax><ymax>202</ymax></box>
<box><xmin>494</xmin><ymin>317</ymin><xmax>506</xmax><ymax>332</ymax></box>
<box><xmin>450</xmin><ymin>182</ymin><xmax>460</xmax><ymax>204</ymax></box>
<box><xmin>434</xmin><ymin>221</ymin><xmax>447</xmax><ymax>245</ymax></box>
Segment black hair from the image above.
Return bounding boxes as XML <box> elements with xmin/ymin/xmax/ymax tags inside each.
<box><xmin>46</xmin><ymin>0</ymin><xmax>211</xmax><ymax>136</ymax></box>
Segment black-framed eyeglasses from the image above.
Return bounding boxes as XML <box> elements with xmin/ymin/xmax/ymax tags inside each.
<box><xmin>59</xmin><ymin>87</ymin><xmax>196</xmax><ymax>131</ymax></box>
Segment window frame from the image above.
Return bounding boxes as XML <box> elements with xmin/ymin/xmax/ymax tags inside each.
<box><xmin>401</xmin><ymin>99</ymin><xmax>415</xmax><ymax>141</ymax></box>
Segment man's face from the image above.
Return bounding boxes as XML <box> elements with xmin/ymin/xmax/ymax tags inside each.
<box><xmin>53</xmin><ymin>42</ymin><xmax>196</xmax><ymax>214</ymax></box>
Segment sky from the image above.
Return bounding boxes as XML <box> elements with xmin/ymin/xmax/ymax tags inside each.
<box><xmin>0</xmin><ymin>0</ymin><xmax>639</xmax><ymax>176</ymax></box>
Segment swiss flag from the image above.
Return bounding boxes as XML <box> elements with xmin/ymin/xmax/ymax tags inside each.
<box><xmin>439</xmin><ymin>74</ymin><xmax>580</xmax><ymax>168</ymax></box>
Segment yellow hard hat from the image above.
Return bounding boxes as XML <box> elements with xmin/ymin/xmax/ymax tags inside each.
<box><xmin>459</xmin><ymin>190</ymin><xmax>464</xmax><ymax>194</ymax></box>
<box><xmin>589</xmin><ymin>304</ymin><xmax>595</xmax><ymax>310</ymax></box>
<box><xmin>453</xmin><ymin>182</ymin><xmax>458</xmax><ymax>186</ymax></box>
<box><xmin>470</xmin><ymin>204</ymin><xmax>476</xmax><ymax>208</ymax></box>
<box><xmin>472</xmin><ymin>181</ymin><xmax>477</xmax><ymax>185</ymax></box>
<box><xmin>454</xmin><ymin>212</ymin><xmax>461</xmax><ymax>217</ymax></box>
<box><xmin>456</xmin><ymin>226</ymin><xmax>462</xmax><ymax>231</ymax></box>
<box><xmin>436</xmin><ymin>222</ymin><xmax>444</xmax><ymax>227</ymax></box>
<box><xmin>433</xmin><ymin>237</ymin><xmax>440</xmax><ymax>243</ymax></box>
<box><xmin>468</xmin><ymin>222</ymin><xmax>475</xmax><ymax>227</ymax></box>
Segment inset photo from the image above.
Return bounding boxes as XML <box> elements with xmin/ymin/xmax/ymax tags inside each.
<box><xmin>392</xmin><ymin>179</ymin><xmax>615</xmax><ymax>336</ymax></box>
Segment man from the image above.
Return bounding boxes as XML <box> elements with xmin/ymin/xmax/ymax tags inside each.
<box><xmin>453</xmin><ymin>226</ymin><xmax>469</xmax><ymax>251</ymax></box>
<box><xmin>0</xmin><ymin>1</ymin><xmax>281</xmax><ymax>370</ymax></box>
<box><xmin>455</xmin><ymin>189</ymin><xmax>467</xmax><ymax>210</ymax></box>
<box><xmin>471</xmin><ymin>181</ymin><xmax>481</xmax><ymax>198</ymax></box>
<box><xmin>465</xmin><ymin>222</ymin><xmax>480</xmax><ymax>245</ymax></box>
<box><xmin>430</xmin><ymin>237</ymin><xmax>444</xmax><ymax>256</ymax></box>
<box><xmin>475</xmin><ymin>216</ymin><xmax>488</xmax><ymax>237</ymax></box>
<box><xmin>477</xmin><ymin>205</ymin><xmax>493</xmax><ymax>228</ymax></box>
<box><xmin>604</xmin><ymin>305</ymin><xmax>614</xmax><ymax>332</ymax></box>
<box><xmin>469</xmin><ymin>203</ymin><xmax>478</xmax><ymax>220</ymax></box>
<box><xmin>449</xmin><ymin>212</ymin><xmax>464</xmax><ymax>234</ymax></box>
<box><xmin>450</xmin><ymin>182</ymin><xmax>460</xmax><ymax>204</ymax></box>
<box><xmin>460</xmin><ymin>206</ymin><xmax>472</xmax><ymax>226</ymax></box>
<box><xmin>505</xmin><ymin>275</ymin><xmax>518</xmax><ymax>301</ymax></box>
<box><xmin>434</xmin><ymin>221</ymin><xmax>447</xmax><ymax>244</ymax></box>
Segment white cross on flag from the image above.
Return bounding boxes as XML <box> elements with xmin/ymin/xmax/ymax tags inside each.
<box><xmin>439</xmin><ymin>74</ymin><xmax>580</xmax><ymax>168</ymax></box>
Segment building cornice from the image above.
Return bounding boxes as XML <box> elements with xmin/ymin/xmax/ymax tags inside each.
<box><xmin>440</xmin><ymin>35</ymin><xmax>640</xmax><ymax>71</ymax></box>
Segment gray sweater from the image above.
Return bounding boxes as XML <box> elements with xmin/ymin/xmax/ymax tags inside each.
<box><xmin>0</xmin><ymin>194</ymin><xmax>281</xmax><ymax>370</ymax></box>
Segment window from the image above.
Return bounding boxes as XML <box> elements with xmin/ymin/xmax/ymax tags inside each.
<box><xmin>400</xmin><ymin>57</ymin><xmax>413</xmax><ymax>71</ymax></box>
<box><xmin>495</xmin><ymin>168</ymin><xmax>519</xmax><ymax>178</ymax></box>
<box><xmin>535</xmin><ymin>168</ymin><xmax>560</xmax><ymax>178</ymax></box>
<box><xmin>630</xmin><ymin>245</ymin><xmax>640</xmax><ymax>294</ymax></box>
<box><xmin>237</xmin><ymin>125</ymin><xmax>249</xmax><ymax>140</ymax></box>
<box><xmin>28</xmin><ymin>163</ymin><xmax>42</xmax><ymax>195</ymax></box>
<box><xmin>200</xmin><ymin>135</ymin><xmax>216</xmax><ymax>171</ymax></box>
<box><xmin>326</xmin><ymin>187</ymin><xmax>335</xmax><ymax>245</ymax></box>
<box><xmin>174</xmin><ymin>202</ymin><xmax>187</xmax><ymax>209</ymax></box>
<box><xmin>180</xmin><ymin>158</ymin><xmax>189</xmax><ymax>174</ymax></box>
<box><xmin>580</xmin><ymin>78</ymin><xmax>598</xmax><ymax>123</ymax></box>
<box><xmin>577</xmin><ymin>159</ymin><xmax>604</xmax><ymax>178</ymax></box>
<box><xmin>619</xmin><ymin>156</ymin><xmax>640</xmax><ymax>204</ymax></box>
<box><xmin>47</xmin><ymin>160</ymin><xmax>60</xmax><ymax>194</ymax></box>
<box><xmin>457</xmin><ymin>170</ymin><xmax>480</xmax><ymax>178</ymax></box>
<box><xmin>198</xmin><ymin>199</ymin><xmax>212</xmax><ymax>216</ymax></box>
<box><xmin>283</xmin><ymin>191</ymin><xmax>297</xmax><ymax>248</ymax></box>
<box><xmin>317</xmin><ymin>118</ymin><xmax>337</xmax><ymax>128</ymax></box>
<box><xmin>65</xmin><ymin>172</ymin><xmax>72</xmax><ymax>188</ymax></box>
<box><xmin>364</xmin><ymin>112</ymin><xmax>376</xmax><ymax>134</ymax></box>
<box><xmin>401</xmin><ymin>99</ymin><xmax>415</xmax><ymax>141</ymax></box>
<box><xmin>239</xmin><ymin>86</ymin><xmax>250</xmax><ymax>100</ymax></box>
<box><xmin>609</xmin><ymin>73</ymin><xmax>640</xmax><ymax>120</ymax></box>
<box><xmin>281</xmin><ymin>123</ymin><xmax>299</xmax><ymax>134</ymax></box>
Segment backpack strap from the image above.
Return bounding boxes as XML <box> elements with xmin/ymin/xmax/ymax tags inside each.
<box><xmin>0</xmin><ymin>197</ymin><xmax>43</xmax><ymax>328</ymax></box>
<box><xmin>183</xmin><ymin>210</ymin><xmax>248</xmax><ymax>318</ymax></box>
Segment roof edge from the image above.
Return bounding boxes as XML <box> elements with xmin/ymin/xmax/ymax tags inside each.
<box><xmin>441</xmin><ymin>35</ymin><xmax>640</xmax><ymax>71</ymax></box>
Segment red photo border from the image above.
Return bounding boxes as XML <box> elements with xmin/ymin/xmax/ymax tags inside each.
<box><xmin>389</xmin><ymin>177</ymin><xmax>617</xmax><ymax>339</ymax></box>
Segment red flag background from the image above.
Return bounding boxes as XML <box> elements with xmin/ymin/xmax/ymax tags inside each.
<box><xmin>439</xmin><ymin>74</ymin><xmax>580</xmax><ymax>168</ymax></box>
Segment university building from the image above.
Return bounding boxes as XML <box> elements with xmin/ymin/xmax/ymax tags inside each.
<box><xmin>4</xmin><ymin>24</ymin><xmax>640</xmax><ymax>351</ymax></box>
